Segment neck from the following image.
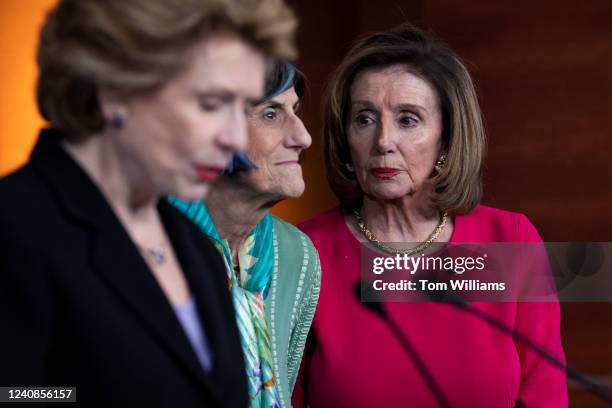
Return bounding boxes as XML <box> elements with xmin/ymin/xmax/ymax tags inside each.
<box><xmin>360</xmin><ymin>193</ymin><xmax>439</xmax><ymax>243</ymax></box>
<box><xmin>205</xmin><ymin>176</ymin><xmax>279</xmax><ymax>261</ymax></box>
<box><xmin>61</xmin><ymin>132</ymin><xmax>158</xmax><ymax>218</ymax></box>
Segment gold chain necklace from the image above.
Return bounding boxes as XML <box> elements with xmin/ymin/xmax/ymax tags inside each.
<box><xmin>353</xmin><ymin>209</ymin><xmax>448</xmax><ymax>256</ymax></box>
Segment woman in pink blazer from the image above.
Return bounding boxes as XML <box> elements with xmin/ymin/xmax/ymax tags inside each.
<box><xmin>292</xmin><ymin>23</ymin><xmax>567</xmax><ymax>408</ymax></box>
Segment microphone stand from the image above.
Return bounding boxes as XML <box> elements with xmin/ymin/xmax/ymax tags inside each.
<box><xmin>354</xmin><ymin>283</ymin><xmax>453</xmax><ymax>408</ymax></box>
<box><xmin>419</xmin><ymin>278</ymin><xmax>612</xmax><ymax>406</ymax></box>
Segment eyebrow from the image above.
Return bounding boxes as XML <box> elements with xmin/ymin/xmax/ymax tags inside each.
<box><xmin>350</xmin><ymin>100</ymin><xmax>375</xmax><ymax>110</ymax></box>
<box><xmin>196</xmin><ymin>90</ymin><xmax>234</xmax><ymax>100</ymax></box>
<box><xmin>396</xmin><ymin>103</ymin><xmax>428</xmax><ymax>115</ymax></box>
<box><xmin>263</xmin><ymin>99</ymin><xmax>302</xmax><ymax>112</ymax></box>
<box><xmin>262</xmin><ymin>101</ymin><xmax>285</xmax><ymax>110</ymax></box>
<box><xmin>196</xmin><ymin>88</ymin><xmax>263</xmax><ymax>107</ymax></box>
<box><xmin>351</xmin><ymin>100</ymin><xmax>429</xmax><ymax>115</ymax></box>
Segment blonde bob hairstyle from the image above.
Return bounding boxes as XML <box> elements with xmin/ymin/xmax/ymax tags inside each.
<box><xmin>323</xmin><ymin>23</ymin><xmax>486</xmax><ymax>216</ymax></box>
<box><xmin>37</xmin><ymin>0</ymin><xmax>297</xmax><ymax>142</ymax></box>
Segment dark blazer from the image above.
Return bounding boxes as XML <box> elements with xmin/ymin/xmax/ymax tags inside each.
<box><xmin>0</xmin><ymin>129</ymin><xmax>248</xmax><ymax>407</ymax></box>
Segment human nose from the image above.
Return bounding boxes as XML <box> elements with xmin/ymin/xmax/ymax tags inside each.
<box><xmin>374</xmin><ymin>117</ymin><xmax>395</xmax><ymax>154</ymax></box>
<box><xmin>287</xmin><ymin>116</ymin><xmax>312</xmax><ymax>150</ymax></box>
<box><xmin>218</xmin><ymin>102</ymin><xmax>249</xmax><ymax>153</ymax></box>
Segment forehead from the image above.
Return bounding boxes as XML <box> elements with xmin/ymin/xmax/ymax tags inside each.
<box><xmin>350</xmin><ymin>64</ymin><xmax>439</xmax><ymax>110</ymax></box>
<box><xmin>178</xmin><ymin>32</ymin><xmax>265</xmax><ymax>99</ymax></box>
<box><xmin>263</xmin><ymin>86</ymin><xmax>299</xmax><ymax>106</ymax></box>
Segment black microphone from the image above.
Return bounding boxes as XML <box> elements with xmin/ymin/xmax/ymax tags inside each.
<box><xmin>354</xmin><ymin>282</ymin><xmax>453</xmax><ymax>408</ymax></box>
<box><xmin>415</xmin><ymin>275</ymin><xmax>612</xmax><ymax>406</ymax></box>
<box><xmin>354</xmin><ymin>281</ymin><xmax>387</xmax><ymax>316</ymax></box>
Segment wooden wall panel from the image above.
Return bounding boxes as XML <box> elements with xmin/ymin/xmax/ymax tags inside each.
<box><xmin>419</xmin><ymin>4</ymin><xmax>612</xmax><ymax>404</ymax></box>
<box><xmin>282</xmin><ymin>0</ymin><xmax>612</xmax><ymax>404</ymax></box>
<box><xmin>422</xmin><ymin>0</ymin><xmax>612</xmax><ymax>242</ymax></box>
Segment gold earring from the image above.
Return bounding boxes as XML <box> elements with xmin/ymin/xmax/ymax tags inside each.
<box><xmin>434</xmin><ymin>154</ymin><xmax>447</xmax><ymax>173</ymax></box>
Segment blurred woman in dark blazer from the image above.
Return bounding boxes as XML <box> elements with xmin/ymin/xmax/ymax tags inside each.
<box><xmin>0</xmin><ymin>0</ymin><xmax>296</xmax><ymax>406</ymax></box>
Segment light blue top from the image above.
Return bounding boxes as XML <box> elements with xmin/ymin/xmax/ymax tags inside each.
<box><xmin>173</xmin><ymin>298</ymin><xmax>213</xmax><ymax>373</ymax></box>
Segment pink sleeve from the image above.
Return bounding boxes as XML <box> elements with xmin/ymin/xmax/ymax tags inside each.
<box><xmin>514</xmin><ymin>302</ymin><xmax>568</xmax><ymax>407</ymax></box>
<box><xmin>514</xmin><ymin>215</ymin><xmax>568</xmax><ymax>407</ymax></box>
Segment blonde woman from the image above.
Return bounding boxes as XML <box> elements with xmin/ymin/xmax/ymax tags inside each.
<box><xmin>0</xmin><ymin>0</ymin><xmax>296</xmax><ymax>406</ymax></box>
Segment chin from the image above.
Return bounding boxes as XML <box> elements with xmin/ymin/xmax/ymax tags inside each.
<box><xmin>286</xmin><ymin>187</ymin><xmax>305</xmax><ymax>199</ymax></box>
<box><xmin>366</xmin><ymin>185</ymin><xmax>410</xmax><ymax>202</ymax></box>
<box><xmin>171</xmin><ymin>183</ymin><xmax>210</xmax><ymax>202</ymax></box>
<box><xmin>274</xmin><ymin>179</ymin><xmax>305</xmax><ymax>199</ymax></box>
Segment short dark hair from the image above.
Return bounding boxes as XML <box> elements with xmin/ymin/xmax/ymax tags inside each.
<box><xmin>262</xmin><ymin>60</ymin><xmax>305</xmax><ymax>101</ymax></box>
<box><xmin>323</xmin><ymin>23</ymin><xmax>486</xmax><ymax>215</ymax></box>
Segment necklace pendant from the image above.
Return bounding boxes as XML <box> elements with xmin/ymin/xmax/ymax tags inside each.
<box><xmin>148</xmin><ymin>246</ymin><xmax>166</xmax><ymax>265</ymax></box>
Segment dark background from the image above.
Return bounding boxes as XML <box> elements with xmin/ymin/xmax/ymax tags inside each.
<box><xmin>271</xmin><ymin>0</ymin><xmax>612</xmax><ymax>405</ymax></box>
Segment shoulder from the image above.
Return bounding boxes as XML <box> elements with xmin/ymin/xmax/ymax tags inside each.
<box><xmin>0</xmin><ymin>167</ymin><xmax>57</xmax><ymax>298</ymax></box>
<box><xmin>0</xmin><ymin>165</ymin><xmax>61</xmax><ymax>234</ymax></box>
<box><xmin>0</xmin><ymin>165</ymin><xmax>47</xmax><ymax>207</ymax></box>
<box><xmin>297</xmin><ymin>206</ymin><xmax>345</xmax><ymax>240</ymax></box>
<box><xmin>272</xmin><ymin>216</ymin><xmax>318</xmax><ymax>259</ymax></box>
<box><xmin>455</xmin><ymin>204</ymin><xmax>542</xmax><ymax>242</ymax></box>
<box><xmin>462</xmin><ymin>204</ymin><xmax>526</xmax><ymax>225</ymax></box>
<box><xmin>270</xmin><ymin>216</ymin><xmax>321</xmax><ymax>317</ymax></box>
<box><xmin>271</xmin><ymin>216</ymin><xmax>321</xmax><ymax>294</ymax></box>
<box><xmin>272</xmin><ymin>215</ymin><xmax>305</xmax><ymax>239</ymax></box>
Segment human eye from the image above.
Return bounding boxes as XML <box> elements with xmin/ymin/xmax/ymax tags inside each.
<box><xmin>198</xmin><ymin>95</ymin><xmax>227</xmax><ymax>112</ymax></box>
<box><xmin>399</xmin><ymin>114</ymin><xmax>419</xmax><ymax>128</ymax></box>
<box><xmin>262</xmin><ymin>106</ymin><xmax>279</xmax><ymax>121</ymax></box>
<box><xmin>353</xmin><ymin>111</ymin><xmax>376</xmax><ymax>127</ymax></box>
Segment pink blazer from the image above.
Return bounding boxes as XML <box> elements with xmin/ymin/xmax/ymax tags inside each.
<box><xmin>293</xmin><ymin>205</ymin><xmax>567</xmax><ymax>408</ymax></box>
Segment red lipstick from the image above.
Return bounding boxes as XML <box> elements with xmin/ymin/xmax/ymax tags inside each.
<box><xmin>370</xmin><ymin>167</ymin><xmax>401</xmax><ymax>179</ymax></box>
<box><xmin>193</xmin><ymin>165</ymin><xmax>224</xmax><ymax>183</ymax></box>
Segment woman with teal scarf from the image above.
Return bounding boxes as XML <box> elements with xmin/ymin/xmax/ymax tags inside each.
<box><xmin>171</xmin><ymin>61</ymin><xmax>320</xmax><ymax>408</ymax></box>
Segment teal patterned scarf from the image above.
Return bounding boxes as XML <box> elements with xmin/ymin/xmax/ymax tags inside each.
<box><xmin>169</xmin><ymin>198</ymin><xmax>281</xmax><ymax>408</ymax></box>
